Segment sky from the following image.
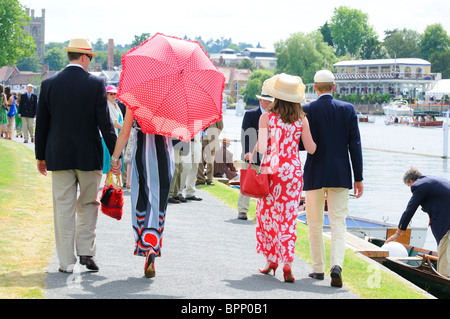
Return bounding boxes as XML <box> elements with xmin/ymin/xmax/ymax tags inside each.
<box><xmin>19</xmin><ymin>0</ymin><xmax>450</xmax><ymax>50</ymax></box>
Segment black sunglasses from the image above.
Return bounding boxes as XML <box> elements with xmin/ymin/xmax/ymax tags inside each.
<box><xmin>84</xmin><ymin>54</ymin><xmax>93</xmax><ymax>61</ymax></box>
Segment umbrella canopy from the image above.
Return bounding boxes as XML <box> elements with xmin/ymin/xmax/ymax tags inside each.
<box><xmin>117</xmin><ymin>33</ymin><xmax>225</xmax><ymax>142</ymax></box>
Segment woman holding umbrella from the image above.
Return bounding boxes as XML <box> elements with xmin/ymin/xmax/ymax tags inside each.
<box><xmin>110</xmin><ymin>108</ymin><xmax>174</xmax><ymax>278</ymax></box>
<box><xmin>110</xmin><ymin>33</ymin><xmax>225</xmax><ymax>278</ymax></box>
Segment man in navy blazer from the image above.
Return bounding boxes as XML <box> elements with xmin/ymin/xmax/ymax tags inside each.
<box><xmin>302</xmin><ymin>70</ymin><xmax>364</xmax><ymax>287</ymax></box>
<box><xmin>386</xmin><ymin>168</ymin><xmax>450</xmax><ymax>277</ymax></box>
<box><xmin>237</xmin><ymin>89</ymin><xmax>273</xmax><ymax>220</ymax></box>
<box><xmin>18</xmin><ymin>84</ymin><xmax>38</xmax><ymax>143</ymax></box>
<box><xmin>35</xmin><ymin>39</ymin><xmax>118</xmax><ymax>273</ymax></box>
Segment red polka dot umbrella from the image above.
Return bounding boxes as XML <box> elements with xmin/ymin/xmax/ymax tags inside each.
<box><xmin>117</xmin><ymin>33</ymin><xmax>225</xmax><ymax>142</ymax></box>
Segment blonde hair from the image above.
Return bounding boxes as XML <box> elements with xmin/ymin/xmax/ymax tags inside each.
<box><xmin>266</xmin><ymin>98</ymin><xmax>305</xmax><ymax>124</ymax></box>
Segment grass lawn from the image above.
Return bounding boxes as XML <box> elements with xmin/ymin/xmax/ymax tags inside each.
<box><xmin>199</xmin><ymin>180</ymin><xmax>430</xmax><ymax>299</ymax></box>
<box><xmin>0</xmin><ymin>139</ymin><xmax>54</xmax><ymax>299</ymax></box>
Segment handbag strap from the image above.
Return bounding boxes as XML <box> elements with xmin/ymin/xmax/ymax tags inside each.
<box><xmin>105</xmin><ymin>172</ymin><xmax>122</xmax><ymax>189</ymax></box>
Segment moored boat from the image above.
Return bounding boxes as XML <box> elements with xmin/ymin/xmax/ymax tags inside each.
<box><xmin>383</xmin><ymin>100</ymin><xmax>414</xmax><ymax>117</ymax></box>
<box><xmin>410</xmin><ymin>111</ymin><xmax>443</xmax><ymax>127</ymax></box>
<box><xmin>368</xmin><ymin>238</ymin><xmax>450</xmax><ymax>299</ymax></box>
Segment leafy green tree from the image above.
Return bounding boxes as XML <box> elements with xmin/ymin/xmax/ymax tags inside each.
<box><xmin>242</xmin><ymin>69</ymin><xmax>274</xmax><ymax>105</ymax></box>
<box><xmin>131</xmin><ymin>33</ymin><xmax>152</xmax><ymax>47</ymax></box>
<box><xmin>383</xmin><ymin>28</ymin><xmax>421</xmax><ymax>58</ymax></box>
<box><xmin>44</xmin><ymin>47</ymin><xmax>67</xmax><ymax>71</ymax></box>
<box><xmin>419</xmin><ymin>23</ymin><xmax>450</xmax><ymax>61</ymax></box>
<box><xmin>430</xmin><ymin>49</ymin><xmax>450</xmax><ymax>79</ymax></box>
<box><xmin>319</xmin><ymin>21</ymin><xmax>334</xmax><ymax>47</ymax></box>
<box><xmin>274</xmin><ymin>31</ymin><xmax>336</xmax><ymax>83</ymax></box>
<box><xmin>15</xmin><ymin>53</ymin><xmax>41</xmax><ymax>72</ymax></box>
<box><xmin>0</xmin><ymin>0</ymin><xmax>36</xmax><ymax>66</ymax></box>
<box><xmin>236</xmin><ymin>58</ymin><xmax>255</xmax><ymax>72</ymax></box>
<box><xmin>360</xmin><ymin>36</ymin><xmax>388</xmax><ymax>59</ymax></box>
<box><xmin>329</xmin><ymin>6</ymin><xmax>376</xmax><ymax>57</ymax></box>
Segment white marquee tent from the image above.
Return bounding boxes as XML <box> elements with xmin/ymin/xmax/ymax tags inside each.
<box><xmin>425</xmin><ymin>79</ymin><xmax>450</xmax><ymax>99</ymax></box>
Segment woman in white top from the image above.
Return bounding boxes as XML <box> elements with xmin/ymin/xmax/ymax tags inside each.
<box><xmin>102</xmin><ymin>85</ymin><xmax>123</xmax><ymax>175</ymax></box>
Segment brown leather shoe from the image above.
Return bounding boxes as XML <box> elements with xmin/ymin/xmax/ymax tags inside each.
<box><xmin>308</xmin><ymin>272</ymin><xmax>325</xmax><ymax>280</ymax></box>
<box><xmin>168</xmin><ymin>197</ymin><xmax>181</xmax><ymax>204</ymax></box>
<box><xmin>79</xmin><ymin>256</ymin><xmax>99</xmax><ymax>271</ymax></box>
<box><xmin>330</xmin><ymin>265</ymin><xmax>343</xmax><ymax>287</ymax></box>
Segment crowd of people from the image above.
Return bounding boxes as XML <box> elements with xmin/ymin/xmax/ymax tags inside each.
<box><xmin>21</xmin><ymin>37</ymin><xmax>449</xmax><ymax>288</ymax></box>
<box><xmin>0</xmin><ymin>83</ymin><xmax>38</xmax><ymax>142</ymax></box>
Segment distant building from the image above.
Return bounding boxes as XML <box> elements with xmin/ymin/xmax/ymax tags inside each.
<box><xmin>210</xmin><ymin>48</ymin><xmax>276</xmax><ymax>69</ymax></box>
<box><xmin>330</xmin><ymin>58</ymin><xmax>440</xmax><ymax>99</ymax></box>
<box><xmin>218</xmin><ymin>67</ymin><xmax>251</xmax><ymax>100</ymax></box>
<box><xmin>23</xmin><ymin>8</ymin><xmax>46</xmax><ymax>64</ymax></box>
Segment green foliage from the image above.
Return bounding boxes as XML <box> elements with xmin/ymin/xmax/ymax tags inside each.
<box><xmin>242</xmin><ymin>69</ymin><xmax>274</xmax><ymax>105</ymax></box>
<box><xmin>384</xmin><ymin>28</ymin><xmax>421</xmax><ymax>58</ymax></box>
<box><xmin>329</xmin><ymin>6</ymin><xmax>376</xmax><ymax>57</ymax></box>
<box><xmin>430</xmin><ymin>49</ymin><xmax>450</xmax><ymax>78</ymax></box>
<box><xmin>275</xmin><ymin>31</ymin><xmax>337</xmax><ymax>83</ymax></box>
<box><xmin>419</xmin><ymin>23</ymin><xmax>450</xmax><ymax>61</ymax></box>
<box><xmin>0</xmin><ymin>0</ymin><xmax>36</xmax><ymax>66</ymax></box>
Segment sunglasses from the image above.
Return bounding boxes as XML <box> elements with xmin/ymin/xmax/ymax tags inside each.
<box><xmin>84</xmin><ymin>54</ymin><xmax>93</xmax><ymax>61</ymax></box>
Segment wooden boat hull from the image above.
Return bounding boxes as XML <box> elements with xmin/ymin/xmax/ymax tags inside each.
<box><xmin>383</xmin><ymin>256</ymin><xmax>450</xmax><ymax>299</ymax></box>
<box><xmin>410</xmin><ymin>121</ymin><xmax>443</xmax><ymax>127</ymax></box>
<box><xmin>369</xmin><ymin>238</ymin><xmax>450</xmax><ymax>299</ymax></box>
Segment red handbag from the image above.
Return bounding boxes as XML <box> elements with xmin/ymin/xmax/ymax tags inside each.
<box><xmin>240</xmin><ymin>147</ymin><xmax>270</xmax><ymax>198</ymax></box>
<box><xmin>100</xmin><ymin>173</ymin><xmax>124</xmax><ymax>220</ymax></box>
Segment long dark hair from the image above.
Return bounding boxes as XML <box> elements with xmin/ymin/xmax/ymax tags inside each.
<box><xmin>266</xmin><ymin>98</ymin><xmax>305</xmax><ymax>124</ymax></box>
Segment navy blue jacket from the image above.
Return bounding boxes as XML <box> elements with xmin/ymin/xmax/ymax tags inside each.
<box><xmin>399</xmin><ymin>175</ymin><xmax>450</xmax><ymax>244</ymax></box>
<box><xmin>241</xmin><ymin>106</ymin><xmax>264</xmax><ymax>166</ymax></box>
<box><xmin>35</xmin><ymin>66</ymin><xmax>117</xmax><ymax>171</ymax></box>
<box><xmin>18</xmin><ymin>92</ymin><xmax>38</xmax><ymax>118</ymax></box>
<box><xmin>302</xmin><ymin>95</ymin><xmax>363</xmax><ymax>191</ymax></box>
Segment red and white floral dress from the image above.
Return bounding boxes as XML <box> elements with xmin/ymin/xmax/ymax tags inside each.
<box><xmin>256</xmin><ymin>113</ymin><xmax>303</xmax><ymax>263</ymax></box>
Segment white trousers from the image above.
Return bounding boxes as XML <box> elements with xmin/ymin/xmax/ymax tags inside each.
<box><xmin>438</xmin><ymin>230</ymin><xmax>450</xmax><ymax>277</ymax></box>
<box><xmin>52</xmin><ymin>169</ymin><xmax>102</xmax><ymax>271</ymax></box>
<box><xmin>179</xmin><ymin>140</ymin><xmax>201</xmax><ymax>198</ymax></box>
<box><xmin>306</xmin><ymin>188</ymin><xmax>349</xmax><ymax>273</ymax></box>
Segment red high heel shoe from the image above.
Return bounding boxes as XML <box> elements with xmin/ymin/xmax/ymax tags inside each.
<box><xmin>144</xmin><ymin>249</ymin><xmax>156</xmax><ymax>278</ymax></box>
<box><xmin>283</xmin><ymin>263</ymin><xmax>295</xmax><ymax>283</ymax></box>
<box><xmin>259</xmin><ymin>262</ymin><xmax>278</xmax><ymax>275</ymax></box>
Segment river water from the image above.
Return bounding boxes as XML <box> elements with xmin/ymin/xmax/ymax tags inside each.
<box><xmin>220</xmin><ymin>110</ymin><xmax>450</xmax><ymax>251</ymax></box>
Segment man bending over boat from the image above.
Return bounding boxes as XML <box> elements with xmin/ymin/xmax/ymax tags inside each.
<box><xmin>386</xmin><ymin>167</ymin><xmax>450</xmax><ymax>277</ymax></box>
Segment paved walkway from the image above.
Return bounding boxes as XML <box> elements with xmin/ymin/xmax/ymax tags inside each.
<box><xmin>43</xmin><ymin>187</ymin><xmax>358</xmax><ymax>300</ymax></box>
<box><xmin>14</xmin><ymin>136</ymin><xmax>358</xmax><ymax>300</ymax></box>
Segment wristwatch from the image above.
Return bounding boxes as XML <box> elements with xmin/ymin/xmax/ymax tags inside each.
<box><xmin>111</xmin><ymin>155</ymin><xmax>119</xmax><ymax>162</ymax></box>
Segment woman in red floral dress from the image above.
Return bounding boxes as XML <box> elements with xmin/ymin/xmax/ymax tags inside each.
<box><xmin>255</xmin><ymin>74</ymin><xmax>316</xmax><ymax>282</ymax></box>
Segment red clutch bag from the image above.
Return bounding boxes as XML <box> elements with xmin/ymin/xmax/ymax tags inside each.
<box><xmin>239</xmin><ymin>147</ymin><xmax>269</xmax><ymax>198</ymax></box>
<box><xmin>100</xmin><ymin>173</ymin><xmax>124</xmax><ymax>220</ymax></box>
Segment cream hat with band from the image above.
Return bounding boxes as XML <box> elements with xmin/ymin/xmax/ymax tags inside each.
<box><xmin>262</xmin><ymin>73</ymin><xmax>306</xmax><ymax>104</ymax></box>
<box><xmin>314</xmin><ymin>70</ymin><xmax>335</xmax><ymax>83</ymax></box>
<box><xmin>256</xmin><ymin>86</ymin><xmax>274</xmax><ymax>102</ymax></box>
<box><xmin>64</xmin><ymin>38</ymin><xmax>98</xmax><ymax>58</ymax></box>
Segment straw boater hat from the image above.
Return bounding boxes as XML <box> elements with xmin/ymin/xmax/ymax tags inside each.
<box><xmin>262</xmin><ymin>73</ymin><xmax>306</xmax><ymax>104</ymax></box>
<box><xmin>64</xmin><ymin>38</ymin><xmax>98</xmax><ymax>58</ymax></box>
<box><xmin>256</xmin><ymin>86</ymin><xmax>274</xmax><ymax>102</ymax></box>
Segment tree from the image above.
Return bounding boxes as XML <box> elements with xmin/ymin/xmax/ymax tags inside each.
<box><xmin>430</xmin><ymin>49</ymin><xmax>450</xmax><ymax>79</ymax></box>
<box><xmin>329</xmin><ymin>6</ymin><xmax>376</xmax><ymax>57</ymax></box>
<box><xmin>319</xmin><ymin>21</ymin><xmax>334</xmax><ymax>47</ymax></box>
<box><xmin>15</xmin><ymin>53</ymin><xmax>41</xmax><ymax>72</ymax></box>
<box><xmin>236</xmin><ymin>58</ymin><xmax>255</xmax><ymax>72</ymax></box>
<box><xmin>383</xmin><ymin>28</ymin><xmax>421</xmax><ymax>58</ymax></box>
<box><xmin>274</xmin><ymin>31</ymin><xmax>337</xmax><ymax>83</ymax></box>
<box><xmin>419</xmin><ymin>24</ymin><xmax>450</xmax><ymax>61</ymax></box>
<box><xmin>0</xmin><ymin>0</ymin><xmax>36</xmax><ymax>66</ymax></box>
<box><xmin>131</xmin><ymin>33</ymin><xmax>152</xmax><ymax>47</ymax></box>
<box><xmin>360</xmin><ymin>36</ymin><xmax>388</xmax><ymax>60</ymax></box>
<box><xmin>242</xmin><ymin>69</ymin><xmax>274</xmax><ymax>105</ymax></box>
<box><xmin>44</xmin><ymin>47</ymin><xmax>67</xmax><ymax>71</ymax></box>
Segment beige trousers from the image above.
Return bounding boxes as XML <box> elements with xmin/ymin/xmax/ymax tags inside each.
<box><xmin>21</xmin><ymin>117</ymin><xmax>34</xmax><ymax>141</ymax></box>
<box><xmin>306</xmin><ymin>188</ymin><xmax>349</xmax><ymax>273</ymax></box>
<box><xmin>437</xmin><ymin>230</ymin><xmax>450</xmax><ymax>277</ymax></box>
<box><xmin>52</xmin><ymin>169</ymin><xmax>102</xmax><ymax>271</ymax></box>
